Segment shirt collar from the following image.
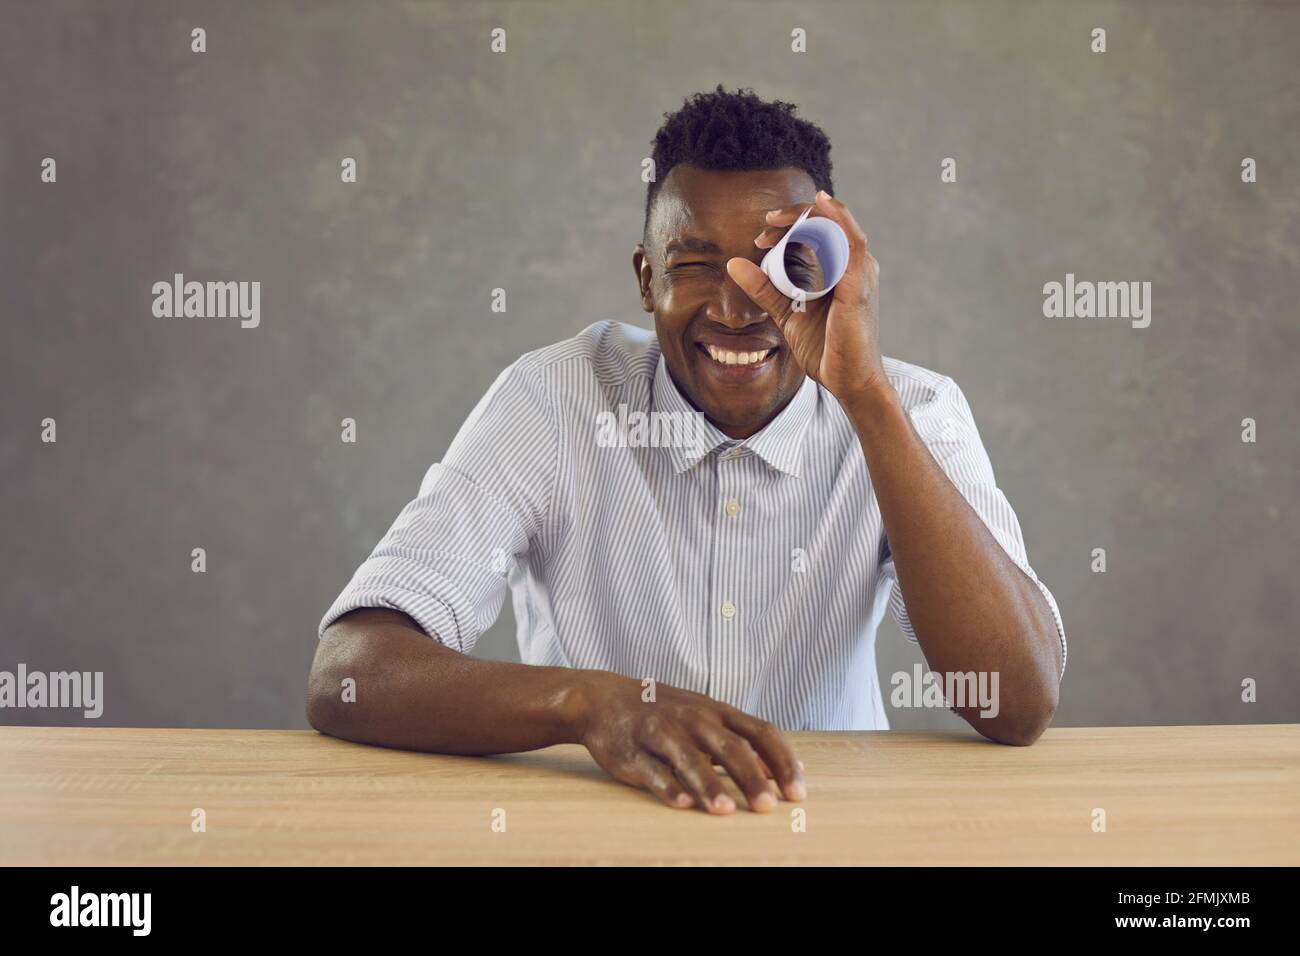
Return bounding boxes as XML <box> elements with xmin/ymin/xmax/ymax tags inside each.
<box><xmin>651</xmin><ymin>352</ymin><xmax>819</xmax><ymax>477</ymax></box>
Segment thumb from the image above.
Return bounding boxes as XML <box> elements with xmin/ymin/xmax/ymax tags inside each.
<box><xmin>726</xmin><ymin>258</ymin><xmax>793</xmax><ymax>327</ymax></box>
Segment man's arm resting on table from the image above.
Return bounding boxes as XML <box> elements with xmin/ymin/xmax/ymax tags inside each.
<box><xmin>308</xmin><ymin>607</ymin><xmax>588</xmax><ymax>755</ymax></box>
<box><xmin>306</xmin><ymin>607</ymin><xmax>806</xmax><ymax>813</ymax></box>
<box><xmin>846</xmin><ymin>385</ymin><xmax>1063</xmax><ymax>747</ymax></box>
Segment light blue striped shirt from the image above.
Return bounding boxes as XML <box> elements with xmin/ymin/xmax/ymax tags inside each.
<box><xmin>320</xmin><ymin>320</ymin><xmax>1066</xmax><ymax>730</ymax></box>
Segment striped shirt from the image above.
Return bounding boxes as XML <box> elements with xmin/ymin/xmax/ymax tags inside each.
<box><xmin>320</xmin><ymin>320</ymin><xmax>1066</xmax><ymax>730</ymax></box>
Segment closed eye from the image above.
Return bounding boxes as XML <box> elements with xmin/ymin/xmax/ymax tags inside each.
<box><xmin>667</xmin><ymin>261</ymin><xmax>719</xmax><ymax>276</ymax></box>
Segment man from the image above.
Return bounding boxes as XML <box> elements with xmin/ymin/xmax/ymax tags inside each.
<box><xmin>308</xmin><ymin>87</ymin><xmax>1066</xmax><ymax>815</ymax></box>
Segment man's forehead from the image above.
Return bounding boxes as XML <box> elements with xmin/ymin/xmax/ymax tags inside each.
<box><xmin>650</xmin><ymin>165</ymin><xmax>816</xmax><ymax>247</ymax></box>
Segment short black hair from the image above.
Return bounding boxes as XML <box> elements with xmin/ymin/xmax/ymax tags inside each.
<box><xmin>644</xmin><ymin>85</ymin><xmax>834</xmax><ymax>235</ymax></box>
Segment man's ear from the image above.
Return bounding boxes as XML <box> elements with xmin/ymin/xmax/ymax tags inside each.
<box><xmin>632</xmin><ymin>244</ymin><xmax>654</xmax><ymax>313</ymax></box>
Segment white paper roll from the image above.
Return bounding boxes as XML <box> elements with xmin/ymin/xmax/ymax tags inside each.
<box><xmin>759</xmin><ymin>206</ymin><xmax>850</xmax><ymax>302</ymax></box>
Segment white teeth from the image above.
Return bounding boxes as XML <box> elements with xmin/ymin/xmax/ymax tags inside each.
<box><xmin>705</xmin><ymin>345</ymin><xmax>773</xmax><ymax>367</ymax></box>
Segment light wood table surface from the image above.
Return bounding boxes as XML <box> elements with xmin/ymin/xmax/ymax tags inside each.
<box><xmin>1</xmin><ymin>724</ymin><xmax>1296</xmax><ymax>866</ymax></box>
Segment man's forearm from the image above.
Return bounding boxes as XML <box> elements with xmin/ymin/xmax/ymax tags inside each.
<box><xmin>307</xmin><ymin>607</ymin><xmax>604</xmax><ymax>755</ymax></box>
<box><xmin>843</xmin><ymin>384</ymin><xmax>1062</xmax><ymax>745</ymax></box>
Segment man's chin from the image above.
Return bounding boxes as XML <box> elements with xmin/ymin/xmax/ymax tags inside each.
<box><xmin>696</xmin><ymin>398</ymin><xmax>779</xmax><ymax>440</ymax></box>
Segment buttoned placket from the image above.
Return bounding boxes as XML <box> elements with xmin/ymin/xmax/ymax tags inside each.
<box><xmin>707</xmin><ymin>442</ymin><xmax>751</xmax><ymax>701</ymax></box>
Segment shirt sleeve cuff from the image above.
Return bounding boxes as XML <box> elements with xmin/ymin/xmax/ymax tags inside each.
<box><xmin>888</xmin><ymin>572</ymin><xmax>1067</xmax><ymax>681</ymax></box>
<box><xmin>1033</xmin><ymin>576</ymin><xmax>1068</xmax><ymax>681</ymax></box>
<box><xmin>317</xmin><ymin>576</ymin><xmax>466</xmax><ymax>652</ymax></box>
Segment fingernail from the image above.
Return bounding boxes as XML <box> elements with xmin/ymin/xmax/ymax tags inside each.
<box><xmin>676</xmin><ymin>793</ymin><xmax>693</xmax><ymax>808</ymax></box>
<box><xmin>788</xmin><ymin>780</ymin><xmax>807</xmax><ymax>801</ymax></box>
<box><xmin>754</xmin><ymin>791</ymin><xmax>777</xmax><ymax>812</ymax></box>
<box><xmin>712</xmin><ymin>794</ymin><xmax>735</xmax><ymax>813</ymax></box>
<box><xmin>797</xmin><ymin>759</ymin><xmax>805</xmax><ymax>771</ymax></box>
<box><xmin>816</xmin><ymin>190</ymin><xmax>829</xmax><ymax>201</ymax></box>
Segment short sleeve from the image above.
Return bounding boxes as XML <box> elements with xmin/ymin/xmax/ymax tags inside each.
<box><xmin>877</xmin><ymin>377</ymin><xmax>1067</xmax><ymax>679</ymax></box>
<box><xmin>318</xmin><ymin>358</ymin><xmax>559</xmax><ymax>653</ymax></box>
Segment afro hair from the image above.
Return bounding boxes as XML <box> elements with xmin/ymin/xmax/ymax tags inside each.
<box><xmin>644</xmin><ymin>85</ymin><xmax>834</xmax><ymax>234</ymax></box>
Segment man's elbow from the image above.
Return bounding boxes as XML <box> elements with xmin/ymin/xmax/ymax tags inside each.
<box><xmin>305</xmin><ymin>678</ymin><xmax>336</xmax><ymax>736</ymax></box>
<box><xmin>306</xmin><ymin>627</ymin><xmax>358</xmax><ymax>736</ymax></box>
<box><xmin>986</xmin><ymin>680</ymin><xmax>1058</xmax><ymax>746</ymax></box>
<box><xmin>305</xmin><ymin>667</ymin><xmax>339</xmax><ymax>736</ymax></box>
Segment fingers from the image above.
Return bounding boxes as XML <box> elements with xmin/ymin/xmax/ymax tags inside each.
<box><xmin>808</xmin><ymin>190</ymin><xmax>869</xmax><ymax>258</ymax></box>
<box><xmin>604</xmin><ymin>683</ymin><xmax>806</xmax><ymax>814</ymax></box>
<box><xmin>764</xmin><ymin>192</ymin><xmax>869</xmax><ymax>261</ymax></box>
<box><xmin>724</xmin><ymin>711</ymin><xmax>807</xmax><ymax>802</ymax></box>
<box><xmin>754</xmin><ymin>225</ymin><xmax>787</xmax><ymax>250</ymax></box>
<box><xmin>743</xmin><ymin>192</ymin><xmax>869</xmax><ymax>312</ymax></box>
<box><xmin>644</xmin><ymin>725</ymin><xmax>737</xmax><ymax>814</ymax></box>
<box><xmin>763</xmin><ymin>201</ymin><xmax>816</xmax><ymax>227</ymax></box>
<box><xmin>725</xmin><ymin>257</ymin><xmax>796</xmax><ymax>329</ymax></box>
<box><xmin>815</xmin><ymin>190</ymin><xmax>867</xmax><ymax>241</ymax></box>
<box><xmin>712</xmin><ymin>752</ymin><xmax>775</xmax><ymax>778</ymax></box>
<box><xmin>792</xmin><ymin>192</ymin><xmax>876</xmax><ymax>307</ymax></box>
<box><xmin>693</xmin><ymin>723</ymin><xmax>778</xmax><ymax>812</ymax></box>
<box><xmin>627</xmin><ymin>751</ymin><xmax>695</xmax><ymax>810</ymax></box>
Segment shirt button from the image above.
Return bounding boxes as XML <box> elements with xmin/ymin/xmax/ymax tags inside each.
<box><xmin>724</xmin><ymin>499</ymin><xmax>741</xmax><ymax>517</ymax></box>
<box><xmin>720</xmin><ymin>600</ymin><xmax>737</xmax><ymax>619</ymax></box>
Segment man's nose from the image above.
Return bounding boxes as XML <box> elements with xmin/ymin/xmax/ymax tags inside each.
<box><xmin>707</xmin><ymin>272</ymin><xmax>767</xmax><ymax>327</ymax></box>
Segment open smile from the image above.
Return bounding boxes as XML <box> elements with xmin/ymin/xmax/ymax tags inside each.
<box><xmin>695</xmin><ymin>341</ymin><xmax>780</xmax><ymax>383</ymax></box>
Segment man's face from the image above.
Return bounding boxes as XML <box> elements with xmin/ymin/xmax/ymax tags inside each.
<box><xmin>635</xmin><ymin>165</ymin><xmax>818</xmax><ymax>439</ymax></box>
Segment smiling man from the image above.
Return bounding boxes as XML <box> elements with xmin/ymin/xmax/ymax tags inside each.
<box><xmin>308</xmin><ymin>87</ymin><xmax>1066</xmax><ymax>815</ymax></box>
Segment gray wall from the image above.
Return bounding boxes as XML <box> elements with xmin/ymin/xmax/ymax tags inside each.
<box><xmin>2</xmin><ymin>0</ymin><xmax>1296</xmax><ymax>731</ymax></box>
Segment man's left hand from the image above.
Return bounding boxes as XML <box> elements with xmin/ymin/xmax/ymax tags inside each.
<box><xmin>726</xmin><ymin>190</ymin><xmax>887</xmax><ymax>407</ymax></box>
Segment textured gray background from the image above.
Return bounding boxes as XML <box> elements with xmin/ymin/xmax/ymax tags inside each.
<box><xmin>2</xmin><ymin>1</ymin><xmax>1296</xmax><ymax>731</ymax></box>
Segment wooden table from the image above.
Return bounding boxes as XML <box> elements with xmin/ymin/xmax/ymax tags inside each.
<box><xmin>1</xmin><ymin>725</ymin><xmax>1296</xmax><ymax>865</ymax></box>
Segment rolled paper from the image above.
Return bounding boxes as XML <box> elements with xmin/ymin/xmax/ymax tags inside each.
<box><xmin>759</xmin><ymin>206</ymin><xmax>850</xmax><ymax>302</ymax></box>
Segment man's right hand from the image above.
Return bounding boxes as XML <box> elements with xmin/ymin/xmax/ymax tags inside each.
<box><xmin>575</xmin><ymin>673</ymin><xmax>807</xmax><ymax>813</ymax></box>
<box><xmin>309</xmin><ymin>610</ymin><xmax>806</xmax><ymax>815</ymax></box>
